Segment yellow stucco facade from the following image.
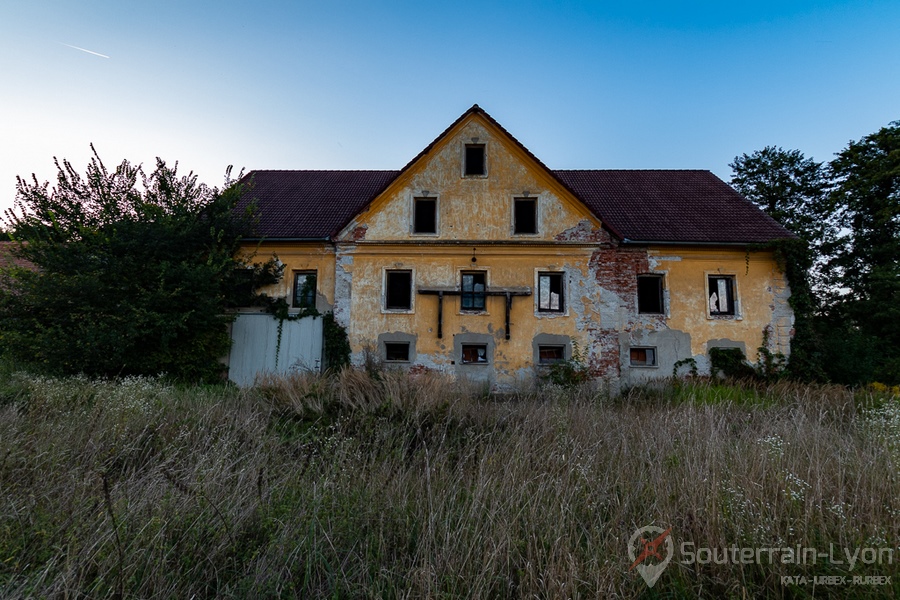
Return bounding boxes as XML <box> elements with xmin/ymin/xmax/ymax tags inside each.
<box><xmin>239</xmin><ymin>108</ymin><xmax>794</xmax><ymax>389</ymax></box>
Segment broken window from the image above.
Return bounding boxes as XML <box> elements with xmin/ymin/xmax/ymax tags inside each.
<box><xmin>293</xmin><ymin>271</ymin><xmax>317</xmax><ymax>309</ymax></box>
<box><xmin>538</xmin><ymin>345</ymin><xmax>566</xmax><ymax>364</ymax></box>
<box><xmin>385</xmin><ymin>270</ymin><xmax>412</xmax><ymax>310</ymax></box>
<box><xmin>513</xmin><ymin>198</ymin><xmax>537</xmax><ymax>234</ymax></box>
<box><xmin>413</xmin><ymin>197</ymin><xmax>437</xmax><ymax>234</ymax></box>
<box><xmin>538</xmin><ymin>272</ymin><xmax>565</xmax><ymax>312</ymax></box>
<box><xmin>461</xmin><ymin>344</ymin><xmax>489</xmax><ymax>364</ymax></box>
<box><xmin>461</xmin><ymin>272</ymin><xmax>486</xmax><ymax>311</ymax></box>
<box><xmin>384</xmin><ymin>342</ymin><xmax>410</xmax><ymax>362</ymax></box>
<box><xmin>630</xmin><ymin>347</ymin><xmax>657</xmax><ymax>367</ymax></box>
<box><xmin>708</xmin><ymin>275</ymin><xmax>736</xmax><ymax>316</ymax></box>
<box><xmin>637</xmin><ymin>274</ymin><xmax>664</xmax><ymax>314</ymax></box>
<box><xmin>464</xmin><ymin>144</ymin><xmax>485</xmax><ymax>176</ymax></box>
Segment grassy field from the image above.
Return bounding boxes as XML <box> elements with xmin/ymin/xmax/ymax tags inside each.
<box><xmin>0</xmin><ymin>366</ymin><xmax>898</xmax><ymax>599</ymax></box>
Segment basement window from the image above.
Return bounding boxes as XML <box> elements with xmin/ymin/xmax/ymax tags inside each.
<box><xmin>385</xmin><ymin>270</ymin><xmax>413</xmax><ymax>311</ymax></box>
<box><xmin>292</xmin><ymin>271</ymin><xmax>317</xmax><ymax>309</ymax></box>
<box><xmin>537</xmin><ymin>272</ymin><xmax>565</xmax><ymax>312</ymax></box>
<box><xmin>384</xmin><ymin>342</ymin><xmax>410</xmax><ymax>362</ymax></box>
<box><xmin>637</xmin><ymin>275</ymin><xmax>664</xmax><ymax>314</ymax></box>
<box><xmin>708</xmin><ymin>275</ymin><xmax>736</xmax><ymax>316</ymax></box>
<box><xmin>461</xmin><ymin>272</ymin><xmax>486</xmax><ymax>312</ymax></box>
<box><xmin>413</xmin><ymin>197</ymin><xmax>437</xmax><ymax>234</ymax></box>
<box><xmin>538</xmin><ymin>345</ymin><xmax>566</xmax><ymax>364</ymax></box>
<box><xmin>630</xmin><ymin>347</ymin><xmax>657</xmax><ymax>367</ymax></box>
<box><xmin>461</xmin><ymin>344</ymin><xmax>489</xmax><ymax>364</ymax></box>
<box><xmin>464</xmin><ymin>144</ymin><xmax>486</xmax><ymax>176</ymax></box>
<box><xmin>513</xmin><ymin>198</ymin><xmax>538</xmax><ymax>234</ymax></box>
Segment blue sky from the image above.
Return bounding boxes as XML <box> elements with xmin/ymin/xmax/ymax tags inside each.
<box><xmin>1</xmin><ymin>1</ymin><xmax>898</xmax><ymax>217</ymax></box>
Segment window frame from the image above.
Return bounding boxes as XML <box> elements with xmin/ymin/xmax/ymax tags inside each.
<box><xmin>538</xmin><ymin>345</ymin><xmax>566</xmax><ymax>365</ymax></box>
<box><xmin>536</xmin><ymin>271</ymin><xmax>566</xmax><ymax>314</ymax></box>
<box><xmin>463</xmin><ymin>143</ymin><xmax>487</xmax><ymax>177</ymax></box>
<box><xmin>292</xmin><ymin>270</ymin><xmax>318</xmax><ymax>310</ymax></box>
<box><xmin>512</xmin><ymin>197</ymin><xmax>538</xmax><ymax>235</ymax></box>
<box><xmin>412</xmin><ymin>196</ymin><xmax>438</xmax><ymax>235</ymax></box>
<box><xmin>383</xmin><ymin>342</ymin><xmax>411</xmax><ymax>363</ymax></box>
<box><xmin>383</xmin><ymin>269</ymin><xmax>414</xmax><ymax>313</ymax></box>
<box><xmin>706</xmin><ymin>274</ymin><xmax>738</xmax><ymax>318</ymax></box>
<box><xmin>460</xmin><ymin>271</ymin><xmax>487</xmax><ymax>313</ymax></box>
<box><xmin>629</xmin><ymin>347</ymin><xmax>658</xmax><ymax>368</ymax></box>
<box><xmin>637</xmin><ymin>274</ymin><xmax>665</xmax><ymax>315</ymax></box>
<box><xmin>461</xmin><ymin>343</ymin><xmax>489</xmax><ymax>364</ymax></box>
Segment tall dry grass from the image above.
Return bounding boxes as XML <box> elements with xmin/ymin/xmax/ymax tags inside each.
<box><xmin>0</xmin><ymin>368</ymin><xmax>897</xmax><ymax>598</ymax></box>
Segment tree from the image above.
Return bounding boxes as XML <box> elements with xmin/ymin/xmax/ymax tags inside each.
<box><xmin>730</xmin><ymin>147</ymin><xmax>834</xmax><ymax>268</ymax></box>
<box><xmin>826</xmin><ymin>122</ymin><xmax>900</xmax><ymax>383</ymax></box>
<box><xmin>0</xmin><ymin>148</ymin><xmax>273</xmax><ymax>382</ymax></box>
<box><xmin>730</xmin><ymin>147</ymin><xmax>834</xmax><ymax>381</ymax></box>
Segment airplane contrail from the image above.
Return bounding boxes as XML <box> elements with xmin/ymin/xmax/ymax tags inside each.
<box><xmin>59</xmin><ymin>42</ymin><xmax>110</xmax><ymax>59</ymax></box>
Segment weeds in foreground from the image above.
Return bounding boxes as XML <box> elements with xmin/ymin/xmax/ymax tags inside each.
<box><xmin>0</xmin><ymin>370</ymin><xmax>897</xmax><ymax>598</ymax></box>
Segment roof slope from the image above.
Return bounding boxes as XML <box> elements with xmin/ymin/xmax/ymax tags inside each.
<box><xmin>554</xmin><ymin>170</ymin><xmax>794</xmax><ymax>244</ymax></box>
<box><xmin>236</xmin><ymin>170</ymin><xmax>399</xmax><ymax>239</ymax></box>
<box><xmin>238</xmin><ymin>169</ymin><xmax>792</xmax><ymax>244</ymax></box>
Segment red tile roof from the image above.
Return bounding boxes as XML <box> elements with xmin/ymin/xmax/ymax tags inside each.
<box><xmin>236</xmin><ymin>170</ymin><xmax>399</xmax><ymax>239</ymax></box>
<box><xmin>237</xmin><ymin>168</ymin><xmax>792</xmax><ymax>244</ymax></box>
<box><xmin>235</xmin><ymin>105</ymin><xmax>792</xmax><ymax>245</ymax></box>
<box><xmin>554</xmin><ymin>169</ymin><xmax>794</xmax><ymax>244</ymax></box>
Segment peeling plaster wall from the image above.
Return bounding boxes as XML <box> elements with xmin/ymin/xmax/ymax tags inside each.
<box><xmin>343</xmin><ymin>245</ymin><xmax>602</xmax><ymax>386</ymax></box>
<box><xmin>242</xmin><ymin>115</ymin><xmax>793</xmax><ymax>390</ymax></box>
<box><xmin>239</xmin><ymin>242</ymin><xmax>336</xmax><ymax>313</ymax></box>
<box><xmin>634</xmin><ymin>247</ymin><xmax>793</xmax><ymax>378</ymax></box>
<box><xmin>337</xmin><ymin>120</ymin><xmax>601</xmax><ymax>244</ymax></box>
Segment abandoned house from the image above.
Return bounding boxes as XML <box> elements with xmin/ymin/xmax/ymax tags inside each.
<box><xmin>229</xmin><ymin>105</ymin><xmax>794</xmax><ymax>388</ymax></box>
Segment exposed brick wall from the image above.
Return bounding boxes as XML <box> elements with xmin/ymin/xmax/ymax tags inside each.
<box><xmin>587</xmin><ymin>243</ymin><xmax>651</xmax><ymax>379</ymax></box>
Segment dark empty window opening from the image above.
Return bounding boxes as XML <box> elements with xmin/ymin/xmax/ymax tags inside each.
<box><xmin>538</xmin><ymin>272</ymin><xmax>564</xmax><ymax>312</ymax></box>
<box><xmin>385</xmin><ymin>270</ymin><xmax>412</xmax><ymax>310</ymax></box>
<box><xmin>293</xmin><ymin>271</ymin><xmax>317</xmax><ymax>309</ymax></box>
<box><xmin>462</xmin><ymin>344</ymin><xmax>488</xmax><ymax>364</ymax></box>
<box><xmin>384</xmin><ymin>342</ymin><xmax>410</xmax><ymax>362</ymax></box>
<box><xmin>413</xmin><ymin>198</ymin><xmax>437</xmax><ymax>234</ymax></box>
<box><xmin>630</xmin><ymin>347</ymin><xmax>657</xmax><ymax>367</ymax></box>
<box><xmin>538</xmin><ymin>345</ymin><xmax>566</xmax><ymax>364</ymax></box>
<box><xmin>637</xmin><ymin>275</ymin><xmax>664</xmax><ymax>314</ymax></box>
<box><xmin>708</xmin><ymin>275</ymin><xmax>736</xmax><ymax>316</ymax></box>
<box><xmin>465</xmin><ymin>144</ymin><xmax>485</xmax><ymax>176</ymax></box>
<box><xmin>461</xmin><ymin>272</ymin><xmax>486</xmax><ymax>311</ymax></box>
<box><xmin>514</xmin><ymin>198</ymin><xmax>537</xmax><ymax>234</ymax></box>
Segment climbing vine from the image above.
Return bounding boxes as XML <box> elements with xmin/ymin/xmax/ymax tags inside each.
<box><xmin>754</xmin><ymin>238</ymin><xmax>825</xmax><ymax>382</ymax></box>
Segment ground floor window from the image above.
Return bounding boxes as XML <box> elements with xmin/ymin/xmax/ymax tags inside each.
<box><xmin>629</xmin><ymin>347</ymin><xmax>657</xmax><ymax>367</ymax></box>
<box><xmin>384</xmin><ymin>342</ymin><xmax>410</xmax><ymax>362</ymax></box>
<box><xmin>461</xmin><ymin>344</ymin><xmax>489</xmax><ymax>364</ymax></box>
<box><xmin>538</xmin><ymin>345</ymin><xmax>566</xmax><ymax>364</ymax></box>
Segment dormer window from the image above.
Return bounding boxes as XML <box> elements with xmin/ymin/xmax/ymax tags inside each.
<box><xmin>464</xmin><ymin>144</ymin><xmax>486</xmax><ymax>176</ymax></box>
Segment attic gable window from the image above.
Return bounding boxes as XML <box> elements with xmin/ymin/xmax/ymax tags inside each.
<box><xmin>413</xmin><ymin>197</ymin><xmax>437</xmax><ymax>234</ymax></box>
<box><xmin>464</xmin><ymin>144</ymin><xmax>486</xmax><ymax>176</ymax></box>
<box><xmin>514</xmin><ymin>198</ymin><xmax>538</xmax><ymax>234</ymax></box>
